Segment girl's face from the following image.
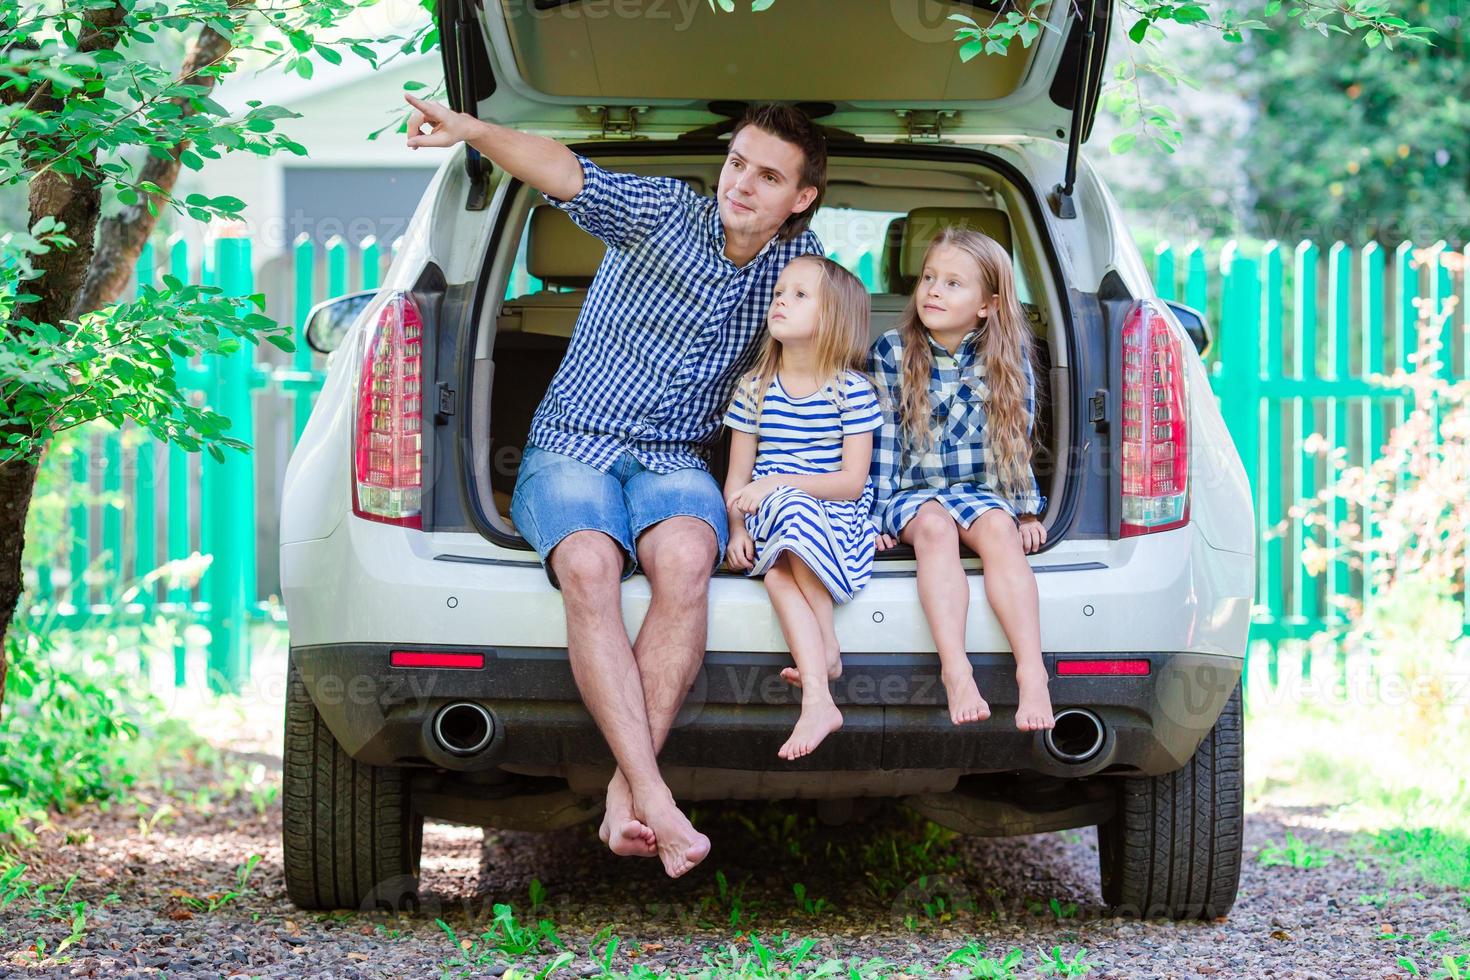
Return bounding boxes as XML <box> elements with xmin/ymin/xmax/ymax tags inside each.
<box><xmin>767</xmin><ymin>259</ymin><xmax>823</xmax><ymax>345</ymax></box>
<box><xmin>916</xmin><ymin>243</ymin><xmax>995</xmax><ymax>335</ymax></box>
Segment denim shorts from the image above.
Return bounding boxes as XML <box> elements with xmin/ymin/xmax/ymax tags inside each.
<box><xmin>509</xmin><ymin>443</ymin><xmax>730</xmax><ymax>589</ymax></box>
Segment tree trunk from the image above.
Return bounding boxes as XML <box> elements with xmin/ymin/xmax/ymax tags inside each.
<box><xmin>0</xmin><ymin>3</ymin><xmax>249</xmax><ymax>716</ymax></box>
<box><xmin>0</xmin><ymin>3</ymin><xmax>126</xmax><ymax>718</ymax></box>
<box><xmin>77</xmin><ymin>14</ymin><xmax>244</xmax><ymax>314</ymax></box>
<box><xmin>0</xmin><ymin>458</ymin><xmax>41</xmax><ymax>718</ymax></box>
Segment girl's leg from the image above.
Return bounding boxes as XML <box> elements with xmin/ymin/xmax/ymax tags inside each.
<box><xmin>900</xmin><ymin>501</ymin><xmax>990</xmax><ymax>724</ymax></box>
<box><xmin>779</xmin><ymin>556</ymin><xmax>841</xmax><ymax>687</ymax></box>
<box><xmin>763</xmin><ymin>553</ymin><xmax>844</xmax><ymax>759</ymax></box>
<box><xmin>958</xmin><ymin>510</ymin><xmax>1054</xmax><ymax>731</ymax></box>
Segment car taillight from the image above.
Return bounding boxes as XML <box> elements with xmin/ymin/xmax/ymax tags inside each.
<box><xmin>352</xmin><ymin>292</ymin><xmax>423</xmax><ymax>528</ymax></box>
<box><xmin>1120</xmin><ymin>300</ymin><xmax>1189</xmax><ymax>537</ymax></box>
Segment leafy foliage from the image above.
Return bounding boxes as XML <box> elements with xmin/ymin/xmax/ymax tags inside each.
<box><xmin>0</xmin><ymin>1</ymin><xmax>434</xmax><ymax>465</ymax></box>
<box><xmin>1238</xmin><ymin>0</ymin><xmax>1466</xmax><ymax>243</ymax></box>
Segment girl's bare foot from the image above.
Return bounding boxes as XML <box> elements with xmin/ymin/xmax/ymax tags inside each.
<box><xmin>941</xmin><ymin>666</ymin><xmax>991</xmax><ymax>725</ymax></box>
<box><xmin>778</xmin><ymin>698</ymin><xmax>843</xmax><ymax>760</ymax></box>
<box><xmin>598</xmin><ymin>775</ymin><xmax>656</xmax><ymax>857</ymax></box>
<box><xmin>780</xmin><ymin>643</ymin><xmax>842</xmax><ymax>687</ymax></box>
<box><xmin>1015</xmin><ymin>664</ymin><xmax>1056</xmax><ymax>730</ymax></box>
<box><xmin>638</xmin><ymin>797</ymin><xmax>711</xmax><ymax>879</ymax></box>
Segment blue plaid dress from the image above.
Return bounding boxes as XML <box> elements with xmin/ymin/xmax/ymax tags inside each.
<box><xmin>724</xmin><ymin>371</ymin><xmax>884</xmax><ymax>603</ymax></box>
<box><xmin>868</xmin><ymin>327</ymin><xmax>1047</xmax><ymax>537</ymax></box>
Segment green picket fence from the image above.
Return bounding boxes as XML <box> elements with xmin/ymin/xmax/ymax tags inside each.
<box><xmin>23</xmin><ymin>231</ymin><xmax>1469</xmax><ymax>694</ymax></box>
<box><xmin>25</xmin><ymin>230</ymin><xmax>392</xmax><ymax>693</ymax></box>
<box><xmin>1154</xmin><ymin>238</ymin><xmax>1469</xmax><ymax>688</ymax></box>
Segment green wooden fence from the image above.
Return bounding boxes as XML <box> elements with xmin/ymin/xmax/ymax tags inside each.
<box><xmin>23</xmin><ymin>232</ymin><xmax>1469</xmax><ymax>694</ymax></box>
<box><xmin>26</xmin><ymin>230</ymin><xmax>381</xmax><ymax>693</ymax></box>
<box><xmin>1154</xmin><ymin>238</ymin><xmax>1469</xmax><ymax>688</ymax></box>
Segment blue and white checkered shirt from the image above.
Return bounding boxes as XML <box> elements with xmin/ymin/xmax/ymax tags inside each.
<box><xmin>529</xmin><ymin>153</ymin><xmax>824</xmax><ymax>474</ymax></box>
<box><xmin>868</xmin><ymin>327</ymin><xmax>1047</xmax><ymax>535</ymax></box>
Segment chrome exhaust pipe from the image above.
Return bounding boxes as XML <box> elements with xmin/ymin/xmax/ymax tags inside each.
<box><xmin>432</xmin><ymin>702</ymin><xmax>495</xmax><ymax>756</ymax></box>
<box><xmin>1043</xmin><ymin>708</ymin><xmax>1105</xmax><ymax>764</ymax></box>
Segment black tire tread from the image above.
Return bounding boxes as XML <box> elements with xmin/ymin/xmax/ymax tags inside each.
<box><xmin>1098</xmin><ymin>680</ymin><xmax>1244</xmax><ymax>920</ymax></box>
<box><xmin>282</xmin><ymin>660</ymin><xmax>422</xmax><ymax>910</ymax></box>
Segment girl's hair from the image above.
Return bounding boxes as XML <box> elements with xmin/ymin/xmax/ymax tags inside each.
<box><xmin>734</xmin><ymin>255</ymin><xmax>871</xmax><ymax>424</ymax></box>
<box><xmin>895</xmin><ymin>227</ymin><xmax>1048</xmax><ymax>507</ymax></box>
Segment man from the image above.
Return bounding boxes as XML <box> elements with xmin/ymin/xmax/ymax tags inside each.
<box><xmin>403</xmin><ymin>93</ymin><xmax>827</xmax><ymax>878</ymax></box>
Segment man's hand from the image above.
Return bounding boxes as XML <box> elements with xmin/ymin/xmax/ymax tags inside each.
<box><xmin>727</xmin><ymin>476</ymin><xmax>780</xmax><ymax>516</ymax></box>
<box><xmin>726</xmin><ymin>525</ymin><xmax>756</xmax><ymax>571</ymax></box>
<box><xmin>405</xmin><ymin>93</ymin><xmax>474</xmax><ymax>150</ymax></box>
<box><xmin>1018</xmin><ymin>515</ymin><xmax>1046</xmax><ymax>554</ymax></box>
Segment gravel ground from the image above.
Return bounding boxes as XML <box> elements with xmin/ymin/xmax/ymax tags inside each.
<box><xmin>1</xmin><ymin>725</ymin><xmax>1465</xmax><ymax>979</ymax></box>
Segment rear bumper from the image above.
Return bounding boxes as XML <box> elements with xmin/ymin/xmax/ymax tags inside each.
<box><xmin>293</xmin><ymin>644</ymin><xmax>1242</xmax><ymax>791</ymax></box>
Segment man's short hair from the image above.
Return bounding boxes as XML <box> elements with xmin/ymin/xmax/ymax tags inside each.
<box><xmin>730</xmin><ymin>103</ymin><xmax>828</xmax><ymax>243</ymax></box>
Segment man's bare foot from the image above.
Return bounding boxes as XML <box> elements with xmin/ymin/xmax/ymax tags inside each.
<box><xmin>598</xmin><ymin>775</ymin><xmax>656</xmax><ymax>857</ymax></box>
<box><xmin>941</xmin><ymin>667</ymin><xmax>991</xmax><ymax>725</ymax></box>
<box><xmin>777</xmin><ymin>698</ymin><xmax>843</xmax><ymax>760</ymax></box>
<box><xmin>780</xmin><ymin>644</ymin><xmax>841</xmax><ymax>687</ymax></box>
<box><xmin>639</xmin><ymin>797</ymin><xmax>711</xmax><ymax>878</ymax></box>
<box><xmin>1015</xmin><ymin>664</ymin><xmax>1056</xmax><ymax>731</ymax></box>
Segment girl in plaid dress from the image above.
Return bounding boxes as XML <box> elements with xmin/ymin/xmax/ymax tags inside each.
<box><xmin>868</xmin><ymin>228</ymin><xmax>1055</xmax><ymax>731</ymax></box>
<box><xmin>723</xmin><ymin>256</ymin><xmax>882</xmax><ymax>761</ymax></box>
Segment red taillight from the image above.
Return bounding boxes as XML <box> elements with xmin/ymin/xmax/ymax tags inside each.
<box><xmin>390</xmin><ymin>650</ymin><xmax>484</xmax><ymax>669</ymax></box>
<box><xmin>1055</xmin><ymin>659</ymin><xmax>1152</xmax><ymax>676</ymax></box>
<box><xmin>1120</xmin><ymin>300</ymin><xmax>1189</xmax><ymax>537</ymax></box>
<box><xmin>353</xmin><ymin>292</ymin><xmax>423</xmax><ymax>528</ymax></box>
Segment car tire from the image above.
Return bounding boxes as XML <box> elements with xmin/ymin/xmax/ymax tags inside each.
<box><xmin>282</xmin><ymin>660</ymin><xmax>424</xmax><ymax>911</ymax></box>
<box><xmin>1096</xmin><ymin>678</ymin><xmax>1244</xmax><ymax>920</ymax></box>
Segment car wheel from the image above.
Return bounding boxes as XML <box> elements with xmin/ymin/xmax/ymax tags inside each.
<box><xmin>282</xmin><ymin>659</ymin><xmax>423</xmax><ymax>911</ymax></box>
<box><xmin>1096</xmin><ymin>678</ymin><xmax>1244</xmax><ymax>920</ymax></box>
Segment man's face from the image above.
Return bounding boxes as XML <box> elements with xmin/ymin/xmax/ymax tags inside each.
<box><xmin>716</xmin><ymin>124</ymin><xmax>818</xmax><ymax>244</ymax></box>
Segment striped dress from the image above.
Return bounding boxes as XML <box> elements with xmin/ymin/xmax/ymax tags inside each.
<box><xmin>723</xmin><ymin>371</ymin><xmax>884</xmax><ymax>603</ymax></box>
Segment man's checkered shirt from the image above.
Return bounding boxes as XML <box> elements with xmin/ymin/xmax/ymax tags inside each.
<box><xmin>528</xmin><ymin>153</ymin><xmax>824</xmax><ymax>474</ymax></box>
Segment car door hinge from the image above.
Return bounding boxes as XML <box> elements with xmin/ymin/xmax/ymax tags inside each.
<box><xmin>587</xmin><ymin>105</ymin><xmax>647</xmax><ymax>140</ymax></box>
<box><xmin>436</xmin><ymin>382</ymin><xmax>456</xmax><ymax>423</ymax></box>
<box><xmin>895</xmin><ymin>109</ymin><xmax>956</xmax><ymax>144</ymax></box>
<box><xmin>1089</xmin><ymin>388</ymin><xmax>1108</xmax><ymax>431</ymax></box>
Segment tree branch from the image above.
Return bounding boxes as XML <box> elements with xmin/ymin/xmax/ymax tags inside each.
<box><xmin>77</xmin><ymin>7</ymin><xmax>253</xmax><ymax>315</ymax></box>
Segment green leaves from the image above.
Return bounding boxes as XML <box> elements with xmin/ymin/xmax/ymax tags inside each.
<box><xmin>950</xmin><ymin>6</ymin><xmax>1055</xmax><ymax>61</ymax></box>
<box><xmin>0</xmin><ymin>257</ymin><xmax>293</xmax><ymax>466</ymax></box>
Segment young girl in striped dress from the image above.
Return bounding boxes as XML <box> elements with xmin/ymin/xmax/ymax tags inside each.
<box><xmin>723</xmin><ymin>255</ymin><xmax>883</xmax><ymax>761</ymax></box>
<box><xmin>869</xmin><ymin>227</ymin><xmax>1056</xmax><ymax>732</ymax></box>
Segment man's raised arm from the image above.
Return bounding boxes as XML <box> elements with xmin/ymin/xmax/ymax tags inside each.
<box><xmin>403</xmin><ymin>93</ymin><xmax>582</xmax><ymax>201</ymax></box>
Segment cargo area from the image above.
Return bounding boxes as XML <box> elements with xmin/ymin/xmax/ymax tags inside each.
<box><xmin>462</xmin><ymin>148</ymin><xmax>1074</xmax><ymax>560</ymax></box>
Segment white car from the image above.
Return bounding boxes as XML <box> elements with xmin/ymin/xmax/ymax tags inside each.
<box><xmin>279</xmin><ymin>0</ymin><xmax>1255</xmax><ymax>920</ymax></box>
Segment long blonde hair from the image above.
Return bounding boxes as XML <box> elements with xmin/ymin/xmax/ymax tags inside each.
<box><xmin>734</xmin><ymin>255</ymin><xmax>870</xmax><ymax>424</ymax></box>
<box><xmin>896</xmin><ymin>228</ymin><xmax>1047</xmax><ymax>506</ymax></box>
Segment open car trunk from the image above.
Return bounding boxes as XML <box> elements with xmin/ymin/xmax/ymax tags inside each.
<box><xmin>460</xmin><ymin>143</ymin><xmax>1075</xmax><ymax>561</ymax></box>
<box><xmin>442</xmin><ymin>0</ymin><xmax>1111</xmax><ymax>143</ymax></box>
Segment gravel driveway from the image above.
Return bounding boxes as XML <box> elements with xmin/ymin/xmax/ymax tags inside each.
<box><xmin>1</xmin><ymin>728</ymin><xmax>1465</xmax><ymax>978</ymax></box>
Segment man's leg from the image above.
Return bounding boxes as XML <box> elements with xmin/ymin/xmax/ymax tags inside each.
<box><xmin>601</xmin><ymin>515</ymin><xmax>720</xmax><ymax>847</ymax></box>
<box><xmin>551</xmin><ymin>529</ymin><xmax>710</xmax><ymax>878</ymax></box>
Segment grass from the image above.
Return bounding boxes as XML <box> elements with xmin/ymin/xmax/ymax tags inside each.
<box><xmin>179</xmin><ymin>854</ymin><xmax>263</xmax><ymax>914</ymax></box>
<box><xmin>1258</xmin><ymin>832</ymin><xmax>1333</xmax><ymax>869</ymax></box>
<box><xmin>431</xmin><ymin>906</ymin><xmax>1105</xmax><ymax>979</ymax></box>
<box><xmin>437</xmin><ymin>903</ymin><xmax>567</xmax><ymax>978</ymax></box>
<box><xmin>1245</xmin><ymin>644</ymin><xmax>1470</xmax><ymax>897</ymax></box>
<box><xmin>0</xmin><ymin>858</ymin><xmax>120</xmax><ymax>967</ymax></box>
